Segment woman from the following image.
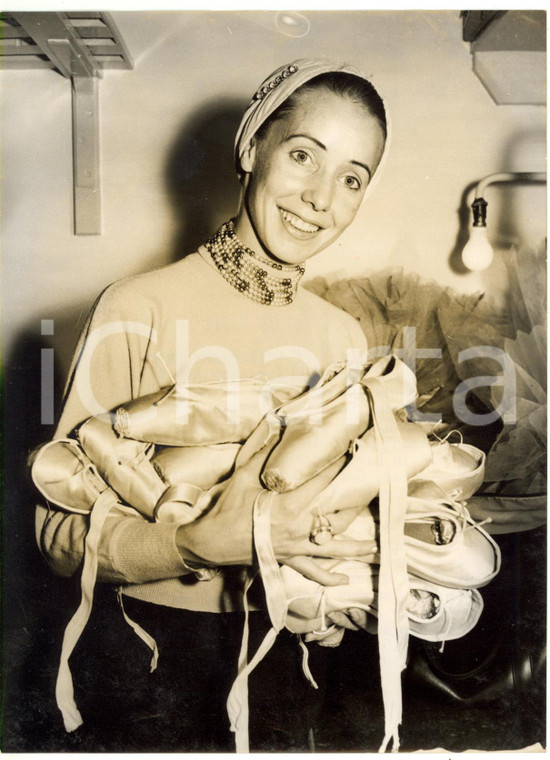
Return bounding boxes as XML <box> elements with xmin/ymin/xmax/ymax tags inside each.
<box><xmin>35</xmin><ymin>58</ymin><xmax>387</xmax><ymax>751</ymax></box>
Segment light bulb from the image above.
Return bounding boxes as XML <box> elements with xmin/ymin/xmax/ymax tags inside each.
<box><xmin>461</xmin><ymin>226</ymin><xmax>494</xmax><ymax>271</ymax></box>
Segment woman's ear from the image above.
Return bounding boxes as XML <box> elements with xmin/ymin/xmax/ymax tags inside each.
<box><xmin>239</xmin><ymin>138</ymin><xmax>257</xmax><ymax>174</ymax></box>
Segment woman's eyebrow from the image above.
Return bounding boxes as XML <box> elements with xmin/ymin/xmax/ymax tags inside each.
<box><xmin>351</xmin><ymin>160</ymin><xmax>372</xmax><ymax>180</ymax></box>
<box><xmin>285</xmin><ymin>133</ymin><xmax>326</xmax><ymax>150</ymax></box>
<box><xmin>285</xmin><ymin>133</ymin><xmax>371</xmax><ymax>179</ymax></box>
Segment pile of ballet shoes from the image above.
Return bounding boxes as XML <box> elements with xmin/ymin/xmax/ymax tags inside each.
<box><xmin>31</xmin><ymin>354</ymin><xmax>500</xmax><ymax>647</ymax></box>
<box><xmin>281</xmin><ymin>437</ymin><xmax>501</xmax><ymax>645</ymax></box>
<box><xmin>30</xmin><ymin>355</ymin><xmax>502</xmax><ymax>747</ymax></box>
<box><xmin>30</xmin><ymin>355</ymin><xmax>414</xmax><ymax>528</ymax></box>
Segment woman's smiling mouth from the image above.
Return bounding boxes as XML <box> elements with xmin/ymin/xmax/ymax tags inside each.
<box><xmin>279</xmin><ymin>208</ymin><xmax>321</xmax><ymax>235</ymax></box>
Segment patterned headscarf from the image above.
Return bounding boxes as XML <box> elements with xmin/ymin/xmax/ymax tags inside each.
<box><xmin>234</xmin><ymin>57</ymin><xmax>389</xmax><ymax>183</ymax></box>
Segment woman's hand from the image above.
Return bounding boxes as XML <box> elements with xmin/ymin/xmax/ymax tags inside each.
<box><xmin>327</xmin><ymin>609</ymin><xmax>369</xmax><ymax>631</ymax></box>
<box><xmin>270</xmin><ymin>465</ymin><xmax>379</xmax><ymax>585</ymax></box>
<box><xmin>175</xmin><ymin>434</ymin><xmax>377</xmax><ymax>584</ymax></box>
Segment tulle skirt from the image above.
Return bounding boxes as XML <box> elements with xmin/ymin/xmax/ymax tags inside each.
<box><xmin>307</xmin><ymin>244</ymin><xmax>546</xmax><ymax>531</ymax></box>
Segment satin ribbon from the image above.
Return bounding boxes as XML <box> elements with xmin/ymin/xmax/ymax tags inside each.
<box><xmin>226</xmin><ymin>491</ymin><xmax>286</xmax><ymax>753</ymax></box>
<box><xmin>55</xmin><ymin>489</ymin><xmax>121</xmax><ymax>732</ymax></box>
<box><xmin>363</xmin><ymin>377</ymin><xmax>409</xmax><ymax>753</ymax></box>
<box><xmin>226</xmin><ymin>360</ymin><xmax>413</xmax><ymax>753</ymax></box>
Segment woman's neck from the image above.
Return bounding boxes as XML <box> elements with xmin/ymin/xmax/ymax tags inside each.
<box><xmin>233</xmin><ymin>207</ymin><xmax>289</xmax><ymax>268</ymax></box>
<box><xmin>202</xmin><ymin>219</ymin><xmax>305</xmax><ymax>307</ymax></box>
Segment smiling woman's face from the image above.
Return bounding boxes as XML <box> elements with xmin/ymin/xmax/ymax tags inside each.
<box><xmin>235</xmin><ymin>88</ymin><xmax>386</xmax><ymax>266</ymax></box>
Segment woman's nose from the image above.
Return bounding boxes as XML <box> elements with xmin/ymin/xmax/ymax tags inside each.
<box><xmin>301</xmin><ymin>172</ymin><xmax>332</xmax><ymax>212</ymax></box>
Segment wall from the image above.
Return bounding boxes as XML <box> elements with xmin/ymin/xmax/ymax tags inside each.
<box><xmin>2</xmin><ymin>10</ymin><xmax>546</xmax><ymax>373</ymax></box>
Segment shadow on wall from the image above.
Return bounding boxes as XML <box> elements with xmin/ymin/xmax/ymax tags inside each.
<box><xmin>495</xmin><ymin>127</ymin><xmax>546</xmax><ymax>246</ymax></box>
<box><xmin>2</xmin><ymin>303</ymin><xmax>111</xmax><ymax>751</ymax></box>
<box><xmin>3</xmin><ymin>318</ymin><xmax>77</xmax><ymax>750</ymax></box>
<box><xmin>164</xmin><ymin>97</ymin><xmax>246</xmax><ymax>261</ymax></box>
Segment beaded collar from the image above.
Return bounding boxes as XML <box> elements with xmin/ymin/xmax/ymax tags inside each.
<box><xmin>203</xmin><ymin>219</ymin><xmax>305</xmax><ymax>306</ymax></box>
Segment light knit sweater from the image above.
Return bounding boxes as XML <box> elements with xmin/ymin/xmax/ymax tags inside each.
<box><xmin>35</xmin><ymin>249</ymin><xmax>368</xmax><ymax>612</ymax></box>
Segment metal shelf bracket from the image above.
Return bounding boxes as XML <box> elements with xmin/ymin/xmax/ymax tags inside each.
<box><xmin>5</xmin><ymin>12</ymin><xmax>132</xmax><ymax>235</ymax></box>
<box><xmin>72</xmin><ymin>76</ymin><xmax>101</xmax><ymax>235</ymax></box>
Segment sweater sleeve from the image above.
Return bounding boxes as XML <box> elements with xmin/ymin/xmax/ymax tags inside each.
<box><xmin>55</xmin><ymin>281</ymin><xmax>156</xmax><ymax>437</ymax></box>
<box><xmin>35</xmin><ymin>504</ymin><xmax>191</xmax><ymax>584</ymax></box>
<box><xmin>35</xmin><ymin>280</ymin><xmax>192</xmax><ymax>583</ymax></box>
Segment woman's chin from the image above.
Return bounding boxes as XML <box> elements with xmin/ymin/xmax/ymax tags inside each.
<box><xmin>267</xmin><ymin>247</ymin><xmax>316</xmax><ymax>267</ymax></box>
<box><xmin>263</xmin><ymin>234</ymin><xmax>329</xmax><ymax>267</ymax></box>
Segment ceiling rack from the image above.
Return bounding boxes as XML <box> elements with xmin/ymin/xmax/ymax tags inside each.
<box><xmin>1</xmin><ymin>12</ymin><xmax>133</xmax><ymax>235</ymax></box>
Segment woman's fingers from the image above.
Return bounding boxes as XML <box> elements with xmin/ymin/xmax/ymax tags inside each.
<box><xmin>282</xmin><ymin>555</ymin><xmax>350</xmax><ymax>587</ymax></box>
<box><xmin>348</xmin><ymin>608</ymin><xmax>370</xmax><ymax>630</ymax></box>
<box><xmin>327</xmin><ymin>608</ymin><xmax>370</xmax><ymax>631</ymax></box>
<box><xmin>293</xmin><ymin>537</ymin><xmax>378</xmax><ymax>560</ymax></box>
<box><xmin>327</xmin><ymin>610</ymin><xmax>361</xmax><ymax>631</ymax></box>
<box><xmin>306</xmin><ymin>626</ymin><xmax>346</xmax><ymax>647</ymax></box>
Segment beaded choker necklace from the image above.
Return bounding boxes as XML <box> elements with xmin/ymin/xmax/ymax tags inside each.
<box><xmin>203</xmin><ymin>219</ymin><xmax>305</xmax><ymax>306</ymax></box>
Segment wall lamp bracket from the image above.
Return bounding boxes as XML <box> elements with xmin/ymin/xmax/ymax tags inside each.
<box><xmin>461</xmin><ymin>172</ymin><xmax>546</xmax><ymax>271</ymax></box>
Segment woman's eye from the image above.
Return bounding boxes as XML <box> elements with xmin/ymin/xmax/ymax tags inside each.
<box><xmin>342</xmin><ymin>175</ymin><xmax>361</xmax><ymax>191</ymax></box>
<box><xmin>290</xmin><ymin>150</ymin><xmax>311</xmax><ymax>166</ymax></box>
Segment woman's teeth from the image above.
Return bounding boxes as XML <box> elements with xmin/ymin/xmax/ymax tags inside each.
<box><xmin>280</xmin><ymin>209</ymin><xmax>320</xmax><ymax>233</ymax></box>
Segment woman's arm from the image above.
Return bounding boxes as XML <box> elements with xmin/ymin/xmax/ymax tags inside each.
<box><xmin>36</xmin><ymin>280</ymin><xmax>378</xmax><ymax>585</ymax></box>
<box><xmin>36</xmin><ymin>505</ymin><xmax>194</xmax><ymax>584</ymax></box>
<box><xmin>54</xmin><ymin>282</ymin><xmax>157</xmax><ymax>438</ymax></box>
<box><xmin>35</xmin><ymin>281</ymin><xmax>177</xmax><ymax>582</ymax></box>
